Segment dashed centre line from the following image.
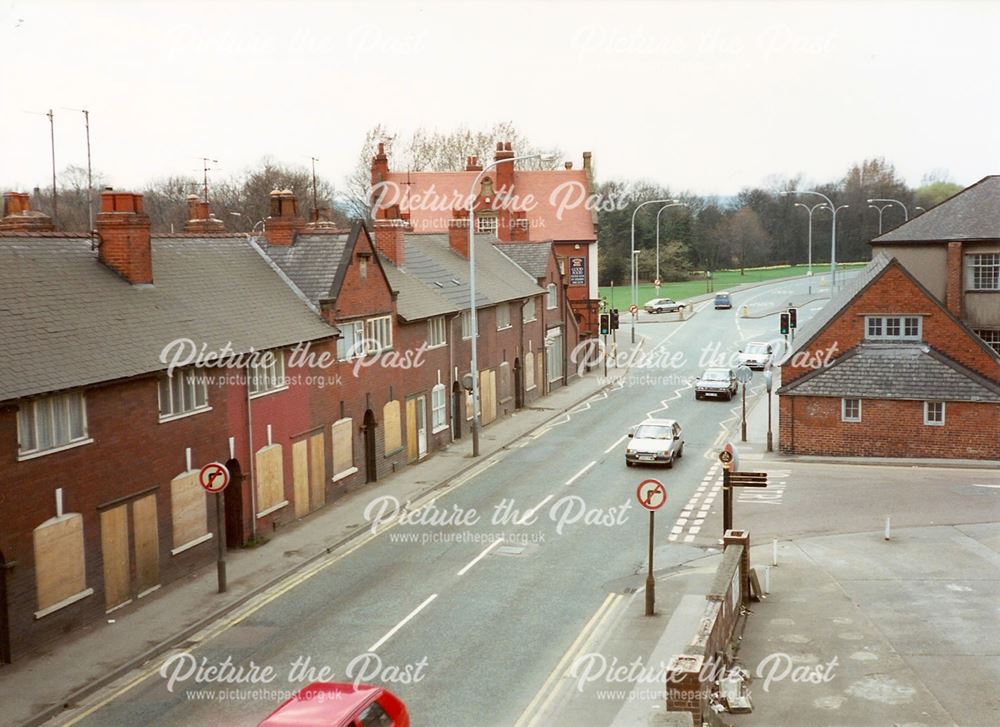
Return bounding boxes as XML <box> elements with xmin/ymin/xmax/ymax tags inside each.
<box><xmin>566</xmin><ymin>461</ymin><xmax>596</xmax><ymax>486</ymax></box>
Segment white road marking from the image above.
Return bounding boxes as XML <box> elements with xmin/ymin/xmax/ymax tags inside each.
<box><xmin>368</xmin><ymin>593</ymin><xmax>438</xmax><ymax>652</ymax></box>
<box><xmin>566</xmin><ymin>460</ymin><xmax>596</xmax><ymax>486</ymax></box>
<box><xmin>457</xmin><ymin>539</ymin><xmax>505</xmax><ymax>576</ymax></box>
<box><xmin>604</xmin><ymin>434</ymin><xmax>628</xmax><ymax>454</ymax></box>
<box><xmin>517</xmin><ymin>494</ymin><xmax>554</xmax><ymax>525</ymax></box>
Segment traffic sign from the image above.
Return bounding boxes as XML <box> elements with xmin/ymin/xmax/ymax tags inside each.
<box><xmin>734</xmin><ymin>365</ymin><xmax>753</xmax><ymax>385</ymax></box>
<box><xmin>629</xmin><ymin>304</ymin><xmax>639</xmax><ymax>315</ymax></box>
<box><xmin>728</xmin><ymin>471</ymin><xmax>769</xmax><ymax>488</ymax></box>
<box><xmin>636</xmin><ymin>479</ymin><xmax>667</xmax><ymax>510</ymax></box>
<box><xmin>764</xmin><ymin>369</ymin><xmax>773</xmax><ymax>393</ymax></box>
<box><xmin>199</xmin><ymin>462</ymin><xmax>230</xmax><ymax>493</ymax></box>
<box><xmin>654</xmin><ymin>278</ymin><xmax>661</xmax><ymax>287</ymax></box>
<box><xmin>718</xmin><ymin>441</ymin><xmax>740</xmax><ymax>472</ymax></box>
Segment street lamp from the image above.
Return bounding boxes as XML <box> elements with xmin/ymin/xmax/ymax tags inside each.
<box><xmin>467</xmin><ymin>151</ymin><xmax>555</xmax><ymax>457</ymax></box>
<box><xmin>792</xmin><ymin>201</ymin><xmax>826</xmax><ymax>275</ymax></box>
<box><xmin>867</xmin><ymin>197</ymin><xmax>909</xmax><ymax>222</ymax></box>
<box><xmin>654</xmin><ymin>202</ymin><xmax>690</xmax><ymax>284</ymax></box>
<box><xmin>867</xmin><ymin>202</ymin><xmax>893</xmax><ymax>236</ymax></box>
<box><xmin>782</xmin><ymin>191</ymin><xmax>847</xmax><ymax>287</ymax></box>
<box><xmin>630</xmin><ymin>198</ymin><xmax>676</xmax><ymax>342</ymax></box>
<box><xmin>915</xmin><ymin>206</ymin><xmax>927</xmax><ymax>214</ymax></box>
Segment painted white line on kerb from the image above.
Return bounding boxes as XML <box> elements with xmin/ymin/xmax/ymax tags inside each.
<box><xmin>457</xmin><ymin>539</ymin><xmax>505</xmax><ymax>576</ymax></box>
<box><xmin>604</xmin><ymin>434</ymin><xmax>628</xmax><ymax>454</ymax></box>
<box><xmin>566</xmin><ymin>461</ymin><xmax>596</xmax><ymax>486</ymax></box>
<box><xmin>518</xmin><ymin>494</ymin><xmax>554</xmax><ymax>525</ymax></box>
<box><xmin>368</xmin><ymin>593</ymin><xmax>438</xmax><ymax>652</ymax></box>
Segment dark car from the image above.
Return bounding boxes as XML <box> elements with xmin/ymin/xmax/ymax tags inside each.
<box><xmin>714</xmin><ymin>292</ymin><xmax>732</xmax><ymax>309</ymax></box>
<box><xmin>695</xmin><ymin>368</ymin><xmax>738</xmax><ymax>400</ymax></box>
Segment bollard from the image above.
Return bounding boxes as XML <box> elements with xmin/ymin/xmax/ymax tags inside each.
<box><xmin>884</xmin><ymin>516</ymin><xmax>891</xmax><ymax>541</ymax></box>
<box><xmin>764</xmin><ymin>566</ymin><xmax>770</xmax><ymax>594</ymax></box>
<box><xmin>740</xmin><ymin>304</ymin><xmax>749</xmax><ymax>318</ymax></box>
<box><xmin>772</xmin><ymin>538</ymin><xmax>778</xmax><ymax>566</ymax></box>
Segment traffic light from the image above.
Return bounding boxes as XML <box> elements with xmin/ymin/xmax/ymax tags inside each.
<box><xmin>609</xmin><ymin>309</ymin><xmax>620</xmax><ymax>330</ymax></box>
<box><xmin>788</xmin><ymin>307</ymin><xmax>798</xmax><ymax>329</ymax></box>
<box><xmin>779</xmin><ymin>312</ymin><xmax>790</xmax><ymax>335</ymax></box>
<box><xmin>600</xmin><ymin>313</ymin><xmax>610</xmax><ymax>335</ymax></box>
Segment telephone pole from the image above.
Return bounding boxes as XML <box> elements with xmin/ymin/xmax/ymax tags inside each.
<box><xmin>310</xmin><ymin>156</ymin><xmax>319</xmax><ymax>221</ymax></box>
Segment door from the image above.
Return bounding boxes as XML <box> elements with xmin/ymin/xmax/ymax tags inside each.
<box><xmin>514</xmin><ymin>358</ymin><xmax>523</xmax><ymax>410</ymax></box>
<box><xmin>451</xmin><ymin>382</ymin><xmax>462</xmax><ymax>439</ymax></box>
<box><xmin>132</xmin><ymin>494</ymin><xmax>159</xmax><ymax>597</ymax></box>
<box><xmin>363</xmin><ymin>410</ymin><xmax>377</xmax><ymax>483</ymax></box>
<box><xmin>293</xmin><ymin>432</ymin><xmax>327</xmax><ymax>517</ymax></box>
<box><xmin>224</xmin><ymin>459</ymin><xmax>245</xmax><ymax>548</ymax></box>
<box><xmin>415</xmin><ymin>396</ymin><xmax>428</xmax><ymax>459</ymax></box>
<box><xmin>0</xmin><ymin>549</ymin><xmax>10</xmax><ymax>664</ymax></box>
<box><xmin>101</xmin><ymin>496</ymin><xmax>161</xmax><ymax>611</ymax></box>
<box><xmin>100</xmin><ymin>505</ymin><xmax>131</xmax><ymax>611</ymax></box>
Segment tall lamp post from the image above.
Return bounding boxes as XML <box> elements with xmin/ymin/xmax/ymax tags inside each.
<box><xmin>468</xmin><ymin>152</ymin><xmax>554</xmax><ymax>457</ymax></box>
<box><xmin>654</xmin><ymin>202</ymin><xmax>690</xmax><ymax>284</ymax></box>
<box><xmin>793</xmin><ymin>201</ymin><xmax>826</xmax><ymax>276</ymax></box>
<box><xmin>867</xmin><ymin>202</ymin><xmax>893</xmax><ymax>236</ymax></box>
<box><xmin>630</xmin><ymin>198</ymin><xmax>676</xmax><ymax>342</ymax></box>
<box><xmin>867</xmin><ymin>197</ymin><xmax>908</xmax><ymax>222</ymax></box>
<box><xmin>782</xmin><ymin>191</ymin><xmax>847</xmax><ymax>287</ymax></box>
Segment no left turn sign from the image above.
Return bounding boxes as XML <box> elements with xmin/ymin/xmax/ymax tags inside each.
<box><xmin>199</xmin><ymin>462</ymin><xmax>230</xmax><ymax>493</ymax></box>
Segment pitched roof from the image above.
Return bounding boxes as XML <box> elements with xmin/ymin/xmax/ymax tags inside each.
<box><xmin>379</xmin><ymin>262</ymin><xmax>459</xmax><ymax>322</ymax></box>
<box><xmin>0</xmin><ymin>235</ymin><xmax>336</xmax><ymax>403</ymax></box>
<box><xmin>778</xmin><ymin>343</ymin><xmax>1000</xmax><ymax>402</ymax></box>
<box><xmin>381</xmin><ymin>169</ymin><xmax>596</xmax><ymax>242</ymax></box>
<box><xmin>261</xmin><ymin>230</ymin><xmax>351</xmax><ymax>305</ymax></box>
<box><xmin>872</xmin><ymin>175</ymin><xmax>1000</xmax><ymax>244</ymax></box>
<box><xmin>494</xmin><ymin>242</ymin><xmax>553</xmax><ymax>279</ymax></box>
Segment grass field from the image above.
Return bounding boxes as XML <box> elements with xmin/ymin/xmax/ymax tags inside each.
<box><xmin>600</xmin><ymin>262</ymin><xmax>869</xmax><ymax>307</ymax></box>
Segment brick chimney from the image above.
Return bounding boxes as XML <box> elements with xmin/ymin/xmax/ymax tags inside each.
<box><xmin>265</xmin><ymin>189</ymin><xmax>306</xmax><ymax>246</ymax></box>
<box><xmin>510</xmin><ymin>210</ymin><xmax>530</xmax><ymax>242</ymax></box>
<box><xmin>373</xmin><ymin>205</ymin><xmax>411</xmax><ymax>266</ymax></box>
<box><xmin>371</xmin><ymin>142</ymin><xmax>389</xmax><ymax>186</ymax></box>
<box><xmin>494</xmin><ymin>141</ymin><xmax>514</xmax><ymax>193</ymax></box>
<box><xmin>946</xmin><ymin>241</ymin><xmax>963</xmax><ymax>317</ymax></box>
<box><xmin>448</xmin><ymin>211</ymin><xmax>470</xmax><ymax>258</ymax></box>
<box><xmin>0</xmin><ymin>191</ymin><xmax>55</xmax><ymax>232</ymax></box>
<box><xmin>184</xmin><ymin>194</ymin><xmax>225</xmax><ymax>233</ymax></box>
<box><xmin>582</xmin><ymin>151</ymin><xmax>592</xmax><ymax>171</ymax></box>
<box><xmin>564</xmin><ymin>161</ymin><xmax>573</xmax><ymax>170</ymax></box>
<box><xmin>96</xmin><ymin>188</ymin><xmax>152</xmax><ymax>284</ymax></box>
<box><xmin>465</xmin><ymin>155</ymin><xmax>483</xmax><ymax>172</ymax></box>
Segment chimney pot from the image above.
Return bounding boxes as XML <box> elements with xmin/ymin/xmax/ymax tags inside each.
<box><xmin>96</xmin><ymin>189</ymin><xmax>152</xmax><ymax>284</ymax></box>
<box><xmin>0</xmin><ymin>191</ymin><xmax>54</xmax><ymax>232</ymax></box>
<box><xmin>564</xmin><ymin>161</ymin><xmax>573</xmax><ymax>169</ymax></box>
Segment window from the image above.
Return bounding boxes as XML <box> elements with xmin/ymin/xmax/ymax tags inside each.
<box><xmin>841</xmin><ymin>398</ymin><xmax>861</xmax><ymax>422</ymax></box>
<box><xmin>431</xmin><ymin>384</ymin><xmax>447</xmax><ymax>431</ymax></box>
<box><xmin>427</xmin><ymin>316</ymin><xmax>446</xmax><ymax>348</ymax></box>
<box><xmin>496</xmin><ymin>303</ymin><xmax>512</xmax><ymax>330</ymax></box>
<box><xmin>18</xmin><ymin>392</ymin><xmax>89</xmax><ymax>458</ymax></box>
<box><xmin>332</xmin><ymin>418</ymin><xmax>356</xmax><ymax>481</ymax></box>
<box><xmin>248</xmin><ymin>350</ymin><xmax>286</xmax><ymax>396</ymax></box>
<box><xmin>461</xmin><ymin>309</ymin><xmax>479</xmax><ymax>339</ymax></box>
<box><xmin>865</xmin><ymin>316</ymin><xmax>922</xmax><ymax>341</ymax></box>
<box><xmin>924</xmin><ymin>401</ymin><xmax>945</xmax><ymax>426</ymax></box>
<box><xmin>337</xmin><ymin>320</ymin><xmax>366</xmax><ymax>360</ymax></box>
<box><xmin>476</xmin><ymin>214</ymin><xmax>498</xmax><ymax>235</ymax></box>
<box><xmin>359</xmin><ymin>255</ymin><xmax>369</xmax><ymax>280</ymax></box>
<box><xmin>975</xmin><ymin>329</ymin><xmax>1000</xmax><ymax>355</ymax></box>
<box><xmin>967</xmin><ymin>253</ymin><xmax>1000</xmax><ymax>291</ymax></box>
<box><xmin>546</xmin><ymin>328</ymin><xmax>564</xmax><ymax>382</ymax></box>
<box><xmin>523</xmin><ymin>297</ymin><xmax>536</xmax><ymax>323</ymax></box>
<box><xmin>546</xmin><ymin>283</ymin><xmax>558</xmax><ymax>309</ymax></box>
<box><xmin>158</xmin><ymin>368</ymin><xmax>209</xmax><ymax>419</ymax></box>
<box><xmin>365</xmin><ymin>315</ymin><xmax>393</xmax><ymax>353</ymax></box>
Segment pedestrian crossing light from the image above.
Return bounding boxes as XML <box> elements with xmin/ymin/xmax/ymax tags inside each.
<box><xmin>788</xmin><ymin>307</ymin><xmax>798</xmax><ymax>329</ymax></box>
<box><xmin>609</xmin><ymin>309</ymin><xmax>620</xmax><ymax>330</ymax></box>
<box><xmin>600</xmin><ymin>313</ymin><xmax>611</xmax><ymax>335</ymax></box>
<box><xmin>779</xmin><ymin>312</ymin><xmax>790</xmax><ymax>335</ymax></box>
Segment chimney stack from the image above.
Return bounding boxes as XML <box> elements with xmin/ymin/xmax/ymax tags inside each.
<box><xmin>494</xmin><ymin>141</ymin><xmax>515</xmax><ymax>193</ymax></box>
<box><xmin>184</xmin><ymin>194</ymin><xmax>225</xmax><ymax>233</ymax></box>
<box><xmin>465</xmin><ymin>155</ymin><xmax>483</xmax><ymax>172</ymax></box>
<box><xmin>96</xmin><ymin>188</ymin><xmax>152</xmax><ymax>284</ymax></box>
<box><xmin>265</xmin><ymin>189</ymin><xmax>306</xmax><ymax>246</ymax></box>
<box><xmin>0</xmin><ymin>191</ymin><xmax>55</xmax><ymax>232</ymax></box>
<box><xmin>946</xmin><ymin>241</ymin><xmax>963</xmax><ymax>317</ymax></box>
<box><xmin>371</xmin><ymin>142</ymin><xmax>389</xmax><ymax>186</ymax></box>
<box><xmin>582</xmin><ymin>151</ymin><xmax>592</xmax><ymax>171</ymax></box>
<box><xmin>448</xmin><ymin>210</ymin><xmax>470</xmax><ymax>259</ymax></box>
<box><xmin>373</xmin><ymin>205</ymin><xmax>411</xmax><ymax>266</ymax></box>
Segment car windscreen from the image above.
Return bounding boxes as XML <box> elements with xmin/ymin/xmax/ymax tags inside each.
<box><xmin>634</xmin><ymin>425</ymin><xmax>671</xmax><ymax>439</ymax></box>
<box><xmin>701</xmin><ymin>370</ymin><xmax>729</xmax><ymax>381</ymax></box>
<box><xmin>745</xmin><ymin>343</ymin><xmax>768</xmax><ymax>354</ymax></box>
<box><xmin>715</xmin><ymin>295</ymin><xmax>729</xmax><ymax>301</ymax></box>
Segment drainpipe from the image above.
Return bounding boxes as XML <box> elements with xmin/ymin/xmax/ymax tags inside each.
<box><xmin>446</xmin><ymin>311</ymin><xmax>461</xmax><ymax>442</ymax></box>
<box><xmin>245</xmin><ymin>366</ymin><xmax>257</xmax><ymax>538</ymax></box>
<box><xmin>561</xmin><ymin>280</ymin><xmax>569</xmax><ymax>386</ymax></box>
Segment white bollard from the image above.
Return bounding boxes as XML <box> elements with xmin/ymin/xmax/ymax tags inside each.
<box><xmin>764</xmin><ymin>566</ymin><xmax>770</xmax><ymax>594</ymax></box>
<box><xmin>884</xmin><ymin>516</ymin><xmax>891</xmax><ymax>541</ymax></box>
<box><xmin>772</xmin><ymin>538</ymin><xmax>778</xmax><ymax>566</ymax></box>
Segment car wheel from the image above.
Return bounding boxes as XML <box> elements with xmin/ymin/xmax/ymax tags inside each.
<box><xmin>677</xmin><ymin>443</ymin><xmax>684</xmax><ymax>458</ymax></box>
<box><xmin>626</xmin><ymin>460</ymin><xmax>633</xmax><ymax>467</ymax></box>
<box><xmin>725</xmin><ymin>392</ymin><xmax>733</xmax><ymax>401</ymax></box>
<box><xmin>666</xmin><ymin>455</ymin><xmax>674</xmax><ymax>468</ymax></box>
<box><xmin>655</xmin><ymin>308</ymin><xmax>662</xmax><ymax>314</ymax></box>
<box><xmin>695</xmin><ymin>392</ymin><xmax>701</xmax><ymax>400</ymax></box>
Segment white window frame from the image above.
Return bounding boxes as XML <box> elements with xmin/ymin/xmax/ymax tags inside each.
<box><xmin>365</xmin><ymin>315</ymin><xmax>393</xmax><ymax>354</ymax></box>
<box><xmin>248</xmin><ymin>349</ymin><xmax>287</xmax><ymax>397</ymax></box>
<box><xmin>431</xmin><ymin>384</ymin><xmax>447</xmax><ymax>432</ymax></box>
<box><xmin>461</xmin><ymin>310</ymin><xmax>479</xmax><ymax>339</ymax></box>
<box><xmin>975</xmin><ymin>328</ymin><xmax>1000</xmax><ymax>355</ymax></box>
<box><xmin>496</xmin><ymin>303</ymin><xmax>512</xmax><ymax>331</ymax></box>
<box><xmin>523</xmin><ymin>297</ymin><xmax>536</xmax><ymax>323</ymax></box>
<box><xmin>337</xmin><ymin>320</ymin><xmax>366</xmax><ymax>360</ymax></box>
<box><xmin>923</xmin><ymin>401</ymin><xmax>945</xmax><ymax>426</ymax></box>
<box><xmin>546</xmin><ymin>328</ymin><xmax>564</xmax><ymax>383</ymax></box>
<box><xmin>476</xmin><ymin>214</ymin><xmax>498</xmax><ymax>235</ymax></box>
<box><xmin>546</xmin><ymin>283</ymin><xmax>558</xmax><ymax>310</ymax></box>
<box><xmin>865</xmin><ymin>315</ymin><xmax>922</xmax><ymax>341</ymax></box>
<box><xmin>17</xmin><ymin>391</ymin><xmax>92</xmax><ymax>460</ymax></box>
<box><xmin>427</xmin><ymin>316</ymin><xmax>447</xmax><ymax>348</ymax></box>
<box><xmin>158</xmin><ymin>368</ymin><xmax>210</xmax><ymax>421</ymax></box>
<box><xmin>966</xmin><ymin>253</ymin><xmax>1000</xmax><ymax>291</ymax></box>
<box><xmin>841</xmin><ymin>398</ymin><xmax>862</xmax><ymax>422</ymax></box>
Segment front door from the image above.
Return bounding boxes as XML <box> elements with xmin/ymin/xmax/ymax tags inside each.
<box><xmin>415</xmin><ymin>396</ymin><xmax>428</xmax><ymax>459</ymax></box>
<box><xmin>100</xmin><ymin>494</ymin><xmax>160</xmax><ymax>612</ymax></box>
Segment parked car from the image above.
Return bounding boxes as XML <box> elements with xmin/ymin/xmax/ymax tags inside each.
<box><xmin>714</xmin><ymin>292</ymin><xmax>732</xmax><ymax>309</ymax></box>
<box><xmin>625</xmin><ymin>418</ymin><xmax>684</xmax><ymax>467</ymax></box>
<box><xmin>695</xmin><ymin>368</ymin><xmax>738</xmax><ymax>400</ymax></box>
<box><xmin>644</xmin><ymin>297</ymin><xmax>684</xmax><ymax>314</ymax></box>
<box><xmin>737</xmin><ymin>341</ymin><xmax>773</xmax><ymax>370</ymax></box>
<box><xmin>259</xmin><ymin>683</ymin><xmax>409</xmax><ymax>727</ymax></box>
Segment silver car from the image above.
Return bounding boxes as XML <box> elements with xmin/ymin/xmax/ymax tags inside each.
<box><xmin>644</xmin><ymin>297</ymin><xmax>684</xmax><ymax>314</ymax></box>
<box><xmin>695</xmin><ymin>368</ymin><xmax>738</xmax><ymax>400</ymax></box>
<box><xmin>737</xmin><ymin>341</ymin><xmax>773</xmax><ymax>371</ymax></box>
<box><xmin>625</xmin><ymin>418</ymin><xmax>684</xmax><ymax>467</ymax></box>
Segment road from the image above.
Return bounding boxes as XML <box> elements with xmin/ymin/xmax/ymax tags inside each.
<box><xmin>55</xmin><ymin>274</ymin><xmax>839</xmax><ymax>727</ymax></box>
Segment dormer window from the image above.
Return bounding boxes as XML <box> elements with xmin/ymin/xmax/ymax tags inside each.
<box><xmin>865</xmin><ymin>315</ymin><xmax>921</xmax><ymax>340</ymax></box>
<box><xmin>476</xmin><ymin>215</ymin><xmax>498</xmax><ymax>235</ymax></box>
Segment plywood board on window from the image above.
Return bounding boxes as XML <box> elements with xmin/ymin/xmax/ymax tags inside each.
<box><xmin>383</xmin><ymin>400</ymin><xmax>402</xmax><ymax>453</ymax></box>
<box><xmin>132</xmin><ymin>494</ymin><xmax>159</xmax><ymax>594</ymax></box>
<box><xmin>33</xmin><ymin>514</ymin><xmax>87</xmax><ymax>611</ymax></box>
<box><xmin>100</xmin><ymin>505</ymin><xmax>131</xmax><ymax>610</ymax></box>
<box><xmin>525</xmin><ymin>353</ymin><xmax>535</xmax><ymax>390</ymax></box>
<box><xmin>332</xmin><ymin>419</ymin><xmax>354</xmax><ymax>477</ymax></box>
<box><xmin>255</xmin><ymin>444</ymin><xmax>285</xmax><ymax>514</ymax></box>
<box><xmin>171</xmin><ymin>471</ymin><xmax>207</xmax><ymax>549</ymax></box>
<box><xmin>405</xmin><ymin>399</ymin><xmax>418</xmax><ymax>463</ymax></box>
<box><xmin>536</xmin><ymin>352</ymin><xmax>544</xmax><ymax>391</ymax></box>
<box><xmin>292</xmin><ymin>439</ymin><xmax>310</xmax><ymax>518</ymax></box>
<box><xmin>309</xmin><ymin>432</ymin><xmax>326</xmax><ymax>509</ymax></box>
<box><xmin>480</xmin><ymin>370</ymin><xmax>497</xmax><ymax>425</ymax></box>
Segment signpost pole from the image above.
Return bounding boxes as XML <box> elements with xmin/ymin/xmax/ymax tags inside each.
<box><xmin>741</xmin><ymin>382</ymin><xmax>747</xmax><ymax>442</ymax></box>
<box><xmin>723</xmin><ymin>466</ymin><xmax>732</xmax><ymax>533</ymax></box>
<box><xmin>767</xmin><ymin>387</ymin><xmax>773</xmax><ymax>452</ymax></box>
<box><xmin>216</xmin><ymin>492</ymin><xmax>227</xmax><ymax>593</ymax></box>
<box><xmin>603</xmin><ymin>334</ymin><xmax>608</xmax><ymax>377</ymax></box>
<box><xmin>646</xmin><ymin>510</ymin><xmax>655</xmax><ymax>616</ymax></box>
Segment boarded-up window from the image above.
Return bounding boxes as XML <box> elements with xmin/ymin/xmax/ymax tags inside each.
<box><xmin>170</xmin><ymin>470</ymin><xmax>209</xmax><ymax>551</ymax></box>
<box><xmin>498</xmin><ymin>362</ymin><xmax>512</xmax><ymax>402</ymax></box>
<box><xmin>480</xmin><ymin>369</ymin><xmax>497</xmax><ymax>425</ymax></box>
<box><xmin>255</xmin><ymin>444</ymin><xmax>286</xmax><ymax>515</ymax></box>
<box><xmin>536</xmin><ymin>351</ymin><xmax>544</xmax><ymax>391</ymax></box>
<box><xmin>525</xmin><ymin>353</ymin><xmax>536</xmax><ymax>391</ymax></box>
<box><xmin>34</xmin><ymin>513</ymin><xmax>89</xmax><ymax>615</ymax></box>
<box><xmin>332</xmin><ymin>418</ymin><xmax>355</xmax><ymax>480</ymax></box>
<box><xmin>383</xmin><ymin>401</ymin><xmax>402</xmax><ymax>453</ymax></box>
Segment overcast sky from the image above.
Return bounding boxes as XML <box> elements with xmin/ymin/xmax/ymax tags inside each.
<box><xmin>2</xmin><ymin>0</ymin><xmax>997</xmax><ymax>196</ymax></box>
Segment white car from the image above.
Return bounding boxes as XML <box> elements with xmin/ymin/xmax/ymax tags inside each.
<box><xmin>644</xmin><ymin>297</ymin><xmax>684</xmax><ymax>314</ymax></box>
<box><xmin>625</xmin><ymin>418</ymin><xmax>684</xmax><ymax>467</ymax></box>
<box><xmin>737</xmin><ymin>341</ymin><xmax>773</xmax><ymax>370</ymax></box>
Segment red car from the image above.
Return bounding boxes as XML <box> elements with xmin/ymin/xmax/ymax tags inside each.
<box><xmin>259</xmin><ymin>682</ymin><xmax>409</xmax><ymax>727</ymax></box>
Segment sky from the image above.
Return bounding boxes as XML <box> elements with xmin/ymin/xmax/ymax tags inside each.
<box><xmin>2</xmin><ymin>0</ymin><xmax>998</xmax><ymax>197</ymax></box>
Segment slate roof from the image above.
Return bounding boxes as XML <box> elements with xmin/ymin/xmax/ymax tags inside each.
<box><xmin>380</xmin><ymin>262</ymin><xmax>459</xmax><ymax>321</ymax></box>
<box><xmin>0</xmin><ymin>234</ymin><xmax>336</xmax><ymax>403</ymax></box>
<box><xmin>261</xmin><ymin>230</ymin><xmax>351</xmax><ymax>305</ymax></box>
<box><xmin>494</xmin><ymin>242</ymin><xmax>553</xmax><ymax>279</ymax></box>
<box><xmin>872</xmin><ymin>175</ymin><xmax>1000</xmax><ymax>244</ymax></box>
<box><xmin>778</xmin><ymin>343</ymin><xmax>1000</xmax><ymax>402</ymax></box>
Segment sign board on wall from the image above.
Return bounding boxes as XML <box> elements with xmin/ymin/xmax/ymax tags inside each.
<box><xmin>569</xmin><ymin>256</ymin><xmax>586</xmax><ymax>286</ymax></box>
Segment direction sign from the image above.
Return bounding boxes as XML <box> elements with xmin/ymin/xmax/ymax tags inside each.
<box><xmin>199</xmin><ymin>462</ymin><xmax>230</xmax><ymax>493</ymax></box>
<box><xmin>728</xmin><ymin>471</ymin><xmax>769</xmax><ymax>488</ymax></box>
<box><xmin>734</xmin><ymin>365</ymin><xmax>753</xmax><ymax>385</ymax></box>
<box><xmin>636</xmin><ymin>479</ymin><xmax>667</xmax><ymax>510</ymax></box>
<box><xmin>629</xmin><ymin>304</ymin><xmax>639</xmax><ymax>315</ymax></box>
